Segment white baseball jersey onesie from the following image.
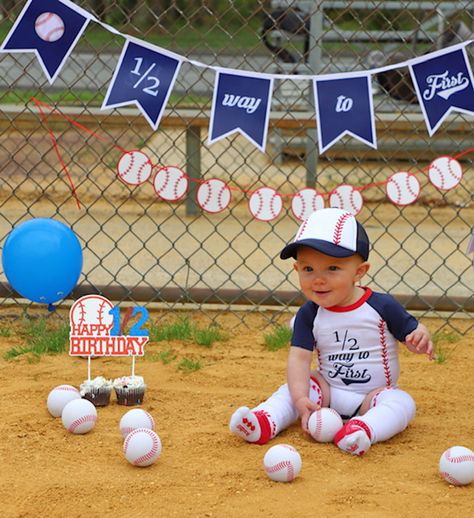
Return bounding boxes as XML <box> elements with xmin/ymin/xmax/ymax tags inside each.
<box><xmin>292</xmin><ymin>288</ymin><xmax>418</xmax><ymax>415</ymax></box>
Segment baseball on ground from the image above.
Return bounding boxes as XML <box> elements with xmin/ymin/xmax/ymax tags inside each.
<box><xmin>61</xmin><ymin>398</ymin><xmax>97</xmax><ymax>434</ymax></box>
<box><xmin>263</xmin><ymin>444</ymin><xmax>302</xmax><ymax>482</ymax></box>
<box><xmin>119</xmin><ymin>408</ymin><xmax>156</xmax><ymax>439</ymax></box>
<box><xmin>439</xmin><ymin>446</ymin><xmax>474</xmax><ymax>486</ymax></box>
<box><xmin>123</xmin><ymin>428</ymin><xmax>162</xmax><ymax>467</ymax></box>
<box><xmin>47</xmin><ymin>384</ymin><xmax>81</xmax><ymax>417</ymax></box>
<box><xmin>308</xmin><ymin>408</ymin><xmax>343</xmax><ymax>443</ymax></box>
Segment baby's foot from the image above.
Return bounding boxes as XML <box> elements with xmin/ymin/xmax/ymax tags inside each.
<box><xmin>334</xmin><ymin>419</ymin><xmax>372</xmax><ymax>456</ymax></box>
<box><xmin>229</xmin><ymin>406</ymin><xmax>262</xmax><ymax>443</ymax></box>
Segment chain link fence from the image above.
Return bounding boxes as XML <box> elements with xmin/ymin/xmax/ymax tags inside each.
<box><xmin>0</xmin><ymin>0</ymin><xmax>472</xmax><ymax>334</ymax></box>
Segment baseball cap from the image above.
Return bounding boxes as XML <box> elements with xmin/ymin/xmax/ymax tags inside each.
<box><xmin>280</xmin><ymin>208</ymin><xmax>370</xmax><ymax>261</ymax></box>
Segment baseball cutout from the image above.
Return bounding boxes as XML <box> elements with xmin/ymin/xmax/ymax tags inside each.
<box><xmin>291</xmin><ymin>188</ymin><xmax>325</xmax><ymax>221</ymax></box>
<box><xmin>329</xmin><ymin>185</ymin><xmax>363</xmax><ymax>215</ymax></box>
<box><xmin>61</xmin><ymin>398</ymin><xmax>97</xmax><ymax>434</ymax></box>
<box><xmin>123</xmin><ymin>428</ymin><xmax>162</xmax><ymax>467</ymax></box>
<box><xmin>263</xmin><ymin>444</ymin><xmax>302</xmax><ymax>483</ymax></box>
<box><xmin>439</xmin><ymin>446</ymin><xmax>474</xmax><ymax>486</ymax></box>
<box><xmin>308</xmin><ymin>408</ymin><xmax>343</xmax><ymax>443</ymax></box>
<box><xmin>119</xmin><ymin>409</ymin><xmax>156</xmax><ymax>439</ymax></box>
<box><xmin>69</xmin><ymin>295</ymin><xmax>114</xmax><ymax>333</ymax></box>
<box><xmin>35</xmin><ymin>12</ymin><xmax>65</xmax><ymax>43</ymax></box>
<box><xmin>248</xmin><ymin>187</ymin><xmax>283</xmax><ymax>222</ymax></box>
<box><xmin>428</xmin><ymin>156</ymin><xmax>463</xmax><ymax>191</ymax></box>
<box><xmin>47</xmin><ymin>384</ymin><xmax>81</xmax><ymax>417</ymax></box>
<box><xmin>153</xmin><ymin>166</ymin><xmax>189</xmax><ymax>201</ymax></box>
<box><xmin>196</xmin><ymin>178</ymin><xmax>231</xmax><ymax>213</ymax></box>
<box><xmin>386</xmin><ymin>172</ymin><xmax>420</xmax><ymax>206</ymax></box>
<box><xmin>117</xmin><ymin>150</ymin><xmax>153</xmax><ymax>186</ymax></box>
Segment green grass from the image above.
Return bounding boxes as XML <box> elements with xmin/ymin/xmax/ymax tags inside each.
<box><xmin>432</xmin><ymin>330</ymin><xmax>461</xmax><ymax>364</ymax></box>
<box><xmin>263</xmin><ymin>324</ymin><xmax>292</xmax><ymax>351</ymax></box>
<box><xmin>0</xmin><ymin>327</ymin><xmax>11</xmax><ymax>337</ymax></box>
<box><xmin>147</xmin><ymin>350</ymin><xmax>177</xmax><ymax>365</ymax></box>
<box><xmin>149</xmin><ymin>317</ymin><xmax>226</xmax><ymax>347</ymax></box>
<box><xmin>177</xmin><ymin>357</ymin><xmax>202</xmax><ymax>372</ymax></box>
<box><xmin>4</xmin><ymin>319</ymin><xmax>69</xmax><ymax>360</ymax></box>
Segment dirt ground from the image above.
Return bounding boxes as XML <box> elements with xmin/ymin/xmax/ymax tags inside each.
<box><xmin>0</xmin><ymin>311</ymin><xmax>473</xmax><ymax>518</ymax></box>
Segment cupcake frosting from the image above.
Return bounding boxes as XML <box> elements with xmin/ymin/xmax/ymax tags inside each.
<box><xmin>80</xmin><ymin>376</ymin><xmax>113</xmax><ymax>395</ymax></box>
<box><xmin>113</xmin><ymin>375</ymin><xmax>146</xmax><ymax>389</ymax></box>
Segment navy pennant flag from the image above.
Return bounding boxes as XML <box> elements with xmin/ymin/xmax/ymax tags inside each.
<box><xmin>0</xmin><ymin>0</ymin><xmax>92</xmax><ymax>83</ymax></box>
<box><xmin>409</xmin><ymin>43</ymin><xmax>474</xmax><ymax>136</ymax></box>
<box><xmin>102</xmin><ymin>39</ymin><xmax>183</xmax><ymax>130</ymax></box>
<box><xmin>209</xmin><ymin>70</ymin><xmax>273</xmax><ymax>152</ymax></box>
<box><xmin>313</xmin><ymin>74</ymin><xmax>376</xmax><ymax>154</ymax></box>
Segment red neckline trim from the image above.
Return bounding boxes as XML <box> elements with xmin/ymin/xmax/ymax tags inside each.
<box><xmin>326</xmin><ymin>287</ymin><xmax>372</xmax><ymax>312</ymax></box>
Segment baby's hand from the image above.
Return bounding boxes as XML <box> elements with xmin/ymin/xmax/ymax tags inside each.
<box><xmin>405</xmin><ymin>323</ymin><xmax>434</xmax><ymax>360</ymax></box>
<box><xmin>295</xmin><ymin>396</ymin><xmax>320</xmax><ymax>433</ymax></box>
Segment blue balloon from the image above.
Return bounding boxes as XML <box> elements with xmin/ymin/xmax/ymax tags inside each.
<box><xmin>2</xmin><ymin>218</ymin><xmax>83</xmax><ymax>305</ymax></box>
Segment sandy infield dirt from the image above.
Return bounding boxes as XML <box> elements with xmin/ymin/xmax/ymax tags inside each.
<box><xmin>0</xmin><ymin>310</ymin><xmax>473</xmax><ymax>518</ymax></box>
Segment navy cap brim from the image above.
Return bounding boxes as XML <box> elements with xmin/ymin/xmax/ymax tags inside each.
<box><xmin>280</xmin><ymin>239</ymin><xmax>357</xmax><ymax>260</ymax></box>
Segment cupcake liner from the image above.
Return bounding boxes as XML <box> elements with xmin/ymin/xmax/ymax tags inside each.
<box><xmin>114</xmin><ymin>387</ymin><xmax>146</xmax><ymax>406</ymax></box>
<box><xmin>82</xmin><ymin>387</ymin><xmax>112</xmax><ymax>407</ymax></box>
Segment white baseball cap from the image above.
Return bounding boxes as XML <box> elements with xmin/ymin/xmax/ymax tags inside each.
<box><xmin>280</xmin><ymin>208</ymin><xmax>370</xmax><ymax>260</ymax></box>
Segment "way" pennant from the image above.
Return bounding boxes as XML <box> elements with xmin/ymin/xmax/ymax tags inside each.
<box><xmin>208</xmin><ymin>70</ymin><xmax>273</xmax><ymax>152</ymax></box>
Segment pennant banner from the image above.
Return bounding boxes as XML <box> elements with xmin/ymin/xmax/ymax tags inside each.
<box><xmin>102</xmin><ymin>40</ymin><xmax>182</xmax><ymax>130</ymax></box>
<box><xmin>208</xmin><ymin>71</ymin><xmax>273</xmax><ymax>152</ymax></box>
<box><xmin>314</xmin><ymin>74</ymin><xmax>376</xmax><ymax>154</ymax></box>
<box><xmin>410</xmin><ymin>45</ymin><xmax>474</xmax><ymax>136</ymax></box>
<box><xmin>0</xmin><ymin>0</ymin><xmax>92</xmax><ymax>83</ymax></box>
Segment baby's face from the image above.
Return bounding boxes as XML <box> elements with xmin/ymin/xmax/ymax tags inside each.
<box><xmin>293</xmin><ymin>247</ymin><xmax>369</xmax><ymax>308</ymax></box>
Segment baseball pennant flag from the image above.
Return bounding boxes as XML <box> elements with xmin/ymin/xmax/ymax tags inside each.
<box><xmin>102</xmin><ymin>39</ymin><xmax>183</xmax><ymax>130</ymax></box>
<box><xmin>409</xmin><ymin>43</ymin><xmax>474</xmax><ymax>136</ymax></box>
<box><xmin>208</xmin><ymin>70</ymin><xmax>273</xmax><ymax>152</ymax></box>
<box><xmin>313</xmin><ymin>73</ymin><xmax>376</xmax><ymax>154</ymax></box>
<box><xmin>0</xmin><ymin>0</ymin><xmax>92</xmax><ymax>83</ymax></box>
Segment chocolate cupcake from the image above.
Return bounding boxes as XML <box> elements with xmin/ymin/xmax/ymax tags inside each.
<box><xmin>113</xmin><ymin>376</ymin><xmax>146</xmax><ymax>406</ymax></box>
<box><xmin>80</xmin><ymin>376</ymin><xmax>113</xmax><ymax>407</ymax></box>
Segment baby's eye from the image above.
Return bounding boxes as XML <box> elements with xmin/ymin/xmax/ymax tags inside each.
<box><xmin>328</xmin><ymin>265</ymin><xmax>339</xmax><ymax>271</ymax></box>
<box><xmin>303</xmin><ymin>266</ymin><xmax>313</xmax><ymax>272</ymax></box>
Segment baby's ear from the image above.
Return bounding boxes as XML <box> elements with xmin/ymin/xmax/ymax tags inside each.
<box><xmin>293</xmin><ymin>261</ymin><xmax>299</xmax><ymax>272</ymax></box>
<box><xmin>357</xmin><ymin>261</ymin><xmax>370</xmax><ymax>279</ymax></box>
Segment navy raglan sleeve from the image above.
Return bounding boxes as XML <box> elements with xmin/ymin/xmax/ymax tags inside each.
<box><xmin>291</xmin><ymin>301</ymin><xmax>319</xmax><ymax>351</ymax></box>
<box><xmin>366</xmin><ymin>292</ymin><xmax>418</xmax><ymax>342</ymax></box>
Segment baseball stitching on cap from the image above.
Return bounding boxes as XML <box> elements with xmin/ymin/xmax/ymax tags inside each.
<box><xmin>295</xmin><ymin>217</ymin><xmax>309</xmax><ymax>241</ymax></box>
<box><xmin>332</xmin><ymin>212</ymin><xmax>351</xmax><ymax>245</ymax></box>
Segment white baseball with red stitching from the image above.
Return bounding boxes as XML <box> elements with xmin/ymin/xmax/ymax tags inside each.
<box><xmin>386</xmin><ymin>172</ymin><xmax>420</xmax><ymax>206</ymax></box>
<box><xmin>153</xmin><ymin>166</ymin><xmax>189</xmax><ymax>201</ymax></box>
<box><xmin>35</xmin><ymin>12</ymin><xmax>65</xmax><ymax>42</ymax></box>
<box><xmin>123</xmin><ymin>428</ymin><xmax>162</xmax><ymax>467</ymax></box>
<box><xmin>308</xmin><ymin>408</ymin><xmax>343</xmax><ymax>443</ymax></box>
<box><xmin>69</xmin><ymin>295</ymin><xmax>114</xmax><ymax>330</ymax></box>
<box><xmin>196</xmin><ymin>178</ymin><xmax>231</xmax><ymax>213</ymax></box>
<box><xmin>248</xmin><ymin>187</ymin><xmax>283</xmax><ymax>221</ymax></box>
<box><xmin>120</xmin><ymin>409</ymin><xmax>156</xmax><ymax>439</ymax></box>
<box><xmin>439</xmin><ymin>446</ymin><xmax>474</xmax><ymax>486</ymax></box>
<box><xmin>117</xmin><ymin>150</ymin><xmax>153</xmax><ymax>186</ymax></box>
<box><xmin>263</xmin><ymin>444</ymin><xmax>302</xmax><ymax>482</ymax></box>
<box><xmin>428</xmin><ymin>156</ymin><xmax>463</xmax><ymax>191</ymax></box>
<box><xmin>61</xmin><ymin>399</ymin><xmax>97</xmax><ymax>434</ymax></box>
<box><xmin>47</xmin><ymin>384</ymin><xmax>81</xmax><ymax>417</ymax></box>
<box><xmin>329</xmin><ymin>185</ymin><xmax>363</xmax><ymax>215</ymax></box>
<box><xmin>291</xmin><ymin>188</ymin><xmax>325</xmax><ymax>221</ymax></box>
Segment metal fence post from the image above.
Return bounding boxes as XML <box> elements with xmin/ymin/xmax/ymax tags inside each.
<box><xmin>185</xmin><ymin>124</ymin><xmax>201</xmax><ymax>216</ymax></box>
<box><xmin>305</xmin><ymin>0</ymin><xmax>324</xmax><ymax>188</ymax></box>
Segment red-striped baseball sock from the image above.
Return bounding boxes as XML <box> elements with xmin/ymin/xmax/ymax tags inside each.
<box><xmin>229</xmin><ymin>406</ymin><xmax>273</xmax><ymax>445</ymax></box>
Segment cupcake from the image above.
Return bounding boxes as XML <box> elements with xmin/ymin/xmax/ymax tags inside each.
<box><xmin>113</xmin><ymin>376</ymin><xmax>146</xmax><ymax>406</ymax></box>
<box><xmin>80</xmin><ymin>376</ymin><xmax>113</xmax><ymax>407</ymax></box>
